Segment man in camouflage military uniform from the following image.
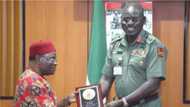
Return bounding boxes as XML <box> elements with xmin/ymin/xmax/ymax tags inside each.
<box><xmin>101</xmin><ymin>2</ymin><xmax>168</xmax><ymax>107</ymax></box>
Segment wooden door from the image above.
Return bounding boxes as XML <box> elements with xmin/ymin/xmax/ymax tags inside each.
<box><xmin>153</xmin><ymin>1</ymin><xmax>190</xmax><ymax>107</ymax></box>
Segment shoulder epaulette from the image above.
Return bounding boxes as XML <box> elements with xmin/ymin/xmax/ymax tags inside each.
<box><xmin>111</xmin><ymin>35</ymin><xmax>122</xmax><ymax>44</ymax></box>
<box><xmin>109</xmin><ymin>35</ymin><xmax>123</xmax><ymax>53</ymax></box>
<box><xmin>146</xmin><ymin>34</ymin><xmax>156</xmax><ymax>44</ymax></box>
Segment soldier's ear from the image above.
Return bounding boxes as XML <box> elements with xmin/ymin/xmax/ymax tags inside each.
<box><xmin>139</xmin><ymin>16</ymin><xmax>146</xmax><ymax>25</ymax></box>
<box><xmin>143</xmin><ymin>16</ymin><xmax>146</xmax><ymax>24</ymax></box>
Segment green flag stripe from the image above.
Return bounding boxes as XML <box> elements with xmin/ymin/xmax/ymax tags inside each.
<box><xmin>88</xmin><ymin>0</ymin><xmax>107</xmax><ymax>84</ymax></box>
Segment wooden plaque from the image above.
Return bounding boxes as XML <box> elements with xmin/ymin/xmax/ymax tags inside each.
<box><xmin>75</xmin><ymin>85</ymin><xmax>103</xmax><ymax>107</ymax></box>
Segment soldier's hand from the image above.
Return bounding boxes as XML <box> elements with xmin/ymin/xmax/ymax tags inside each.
<box><xmin>105</xmin><ymin>99</ymin><xmax>126</xmax><ymax>107</ymax></box>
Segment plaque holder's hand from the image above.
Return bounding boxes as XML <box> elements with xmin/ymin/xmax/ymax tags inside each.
<box><xmin>57</xmin><ymin>91</ymin><xmax>77</xmax><ymax>107</ymax></box>
<box><xmin>104</xmin><ymin>99</ymin><xmax>128</xmax><ymax>107</ymax></box>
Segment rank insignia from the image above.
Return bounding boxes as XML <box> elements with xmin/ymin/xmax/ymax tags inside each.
<box><xmin>157</xmin><ymin>47</ymin><xmax>164</xmax><ymax>57</ymax></box>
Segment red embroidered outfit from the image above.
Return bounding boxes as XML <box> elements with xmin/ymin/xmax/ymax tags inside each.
<box><xmin>15</xmin><ymin>69</ymin><xmax>57</xmax><ymax>107</ymax></box>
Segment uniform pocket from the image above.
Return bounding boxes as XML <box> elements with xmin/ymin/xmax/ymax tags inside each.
<box><xmin>128</xmin><ymin>55</ymin><xmax>145</xmax><ymax>69</ymax></box>
<box><xmin>111</xmin><ymin>54</ymin><xmax>123</xmax><ymax>66</ymax></box>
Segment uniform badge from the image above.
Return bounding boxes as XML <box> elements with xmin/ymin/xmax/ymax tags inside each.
<box><xmin>157</xmin><ymin>47</ymin><xmax>164</xmax><ymax>57</ymax></box>
<box><xmin>131</xmin><ymin>48</ymin><xmax>146</xmax><ymax>57</ymax></box>
<box><xmin>113</xmin><ymin>56</ymin><xmax>123</xmax><ymax>75</ymax></box>
<box><xmin>113</xmin><ymin>66</ymin><xmax>122</xmax><ymax>75</ymax></box>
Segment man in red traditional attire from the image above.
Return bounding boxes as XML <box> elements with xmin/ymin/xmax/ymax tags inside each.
<box><xmin>14</xmin><ymin>40</ymin><xmax>74</xmax><ymax>107</ymax></box>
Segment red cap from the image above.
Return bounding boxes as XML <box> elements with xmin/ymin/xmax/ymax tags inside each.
<box><xmin>29</xmin><ymin>40</ymin><xmax>56</xmax><ymax>59</ymax></box>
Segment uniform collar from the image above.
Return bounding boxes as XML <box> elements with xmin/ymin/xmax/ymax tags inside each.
<box><xmin>121</xmin><ymin>30</ymin><xmax>146</xmax><ymax>47</ymax></box>
<box><xmin>136</xmin><ymin>30</ymin><xmax>146</xmax><ymax>44</ymax></box>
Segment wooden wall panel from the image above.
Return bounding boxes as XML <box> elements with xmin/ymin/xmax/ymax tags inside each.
<box><xmin>0</xmin><ymin>0</ymin><xmax>22</xmax><ymax>97</ymax></box>
<box><xmin>186</xmin><ymin>5</ymin><xmax>190</xmax><ymax>100</ymax></box>
<box><xmin>0</xmin><ymin>1</ymin><xmax>22</xmax><ymax>106</ymax></box>
<box><xmin>0</xmin><ymin>100</ymin><xmax>13</xmax><ymax>107</ymax></box>
<box><xmin>25</xmin><ymin>1</ymin><xmax>89</xmax><ymax>107</ymax></box>
<box><xmin>153</xmin><ymin>1</ymin><xmax>190</xmax><ymax>107</ymax></box>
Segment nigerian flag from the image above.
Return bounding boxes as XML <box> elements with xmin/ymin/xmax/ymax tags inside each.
<box><xmin>87</xmin><ymin>0</ymin><xmax>107</xmax><ymax>84</ymax></box>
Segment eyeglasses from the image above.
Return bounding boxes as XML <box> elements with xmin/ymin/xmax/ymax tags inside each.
<box><xmin>39</xmin><ymin>55</ymin><xmax>57</xmax><ymax>64</ymax></box>
<box><xmin>122</xmin><ymin>16</ymin><xmax>144</xmax><ymax>23</ymax></box>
